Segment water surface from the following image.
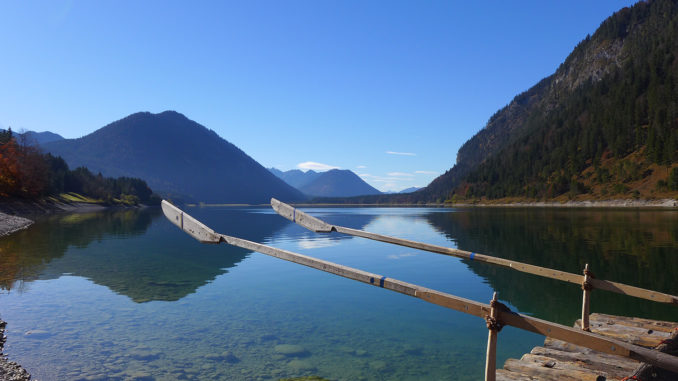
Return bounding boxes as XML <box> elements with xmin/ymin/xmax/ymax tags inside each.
<box><xmin>0</xmin><ymin>206</ymin><xmax>676</xmax><ymax>380</ymax></box>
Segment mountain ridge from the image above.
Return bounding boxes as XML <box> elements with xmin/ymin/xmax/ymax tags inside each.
<box><xmin>311</xmin><ymin>0</ymin><xmax>678</xmax><ymax>204</ymax></box>
<box><xmin>270</xmin><ymin>168</ymin><xmax>381</xmax><ymax>197</ymax></box>
<box><xmin>268</xmin><ymin>168</ymin><xmax>322</xmax><ymax>189</ymax></box>
<box><xmin>42</xmin><ymin>111</ymin><xmax>305</xmax><ymax>204</ymax></box>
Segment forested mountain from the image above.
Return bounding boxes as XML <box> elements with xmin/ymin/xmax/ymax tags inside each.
<box><xmin>269</xmin><ymin>168</ymin><xmax>322</xmax><ymax>189</ymax></box>
<box><xmin>319</xmin><ymin>0</ymin><xmax>678</xmax><ymax>205</ymax></box>
<box><xmin>415</xmin><ymin>0</ymin><xmax>678</xmax><ymax>203</ymax></box>
<box><xmin>269</xmin><ymin>168</ymin><xmax>381</xmax><ymax>197</ymax></box>
<box><xmin>42</xmin><ymin>111</ymin><xmax>305</xmax><ymax>204</ymax></box>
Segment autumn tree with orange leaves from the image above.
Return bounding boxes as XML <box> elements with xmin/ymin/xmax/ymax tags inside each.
<box><xmin>0</xmin><ymin>129</ymin><xmax>49</xmax><ymax>198</ymax></box>
<box><xmin>0</xmin><ymin>128</ymin><xmax>158</xmax><ymax>204</ymax></box>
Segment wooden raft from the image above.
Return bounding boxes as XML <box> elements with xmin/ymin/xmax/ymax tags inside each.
<box><xmin>497</xmin><ymin>313</ymin><xmax>678</xmax><ymax>381</ymax></box>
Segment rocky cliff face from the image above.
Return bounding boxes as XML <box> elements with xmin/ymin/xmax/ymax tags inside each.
<box><xmin>422</xmin><ymin>1</ymin><xmax>677</xmax><ymax>202</ymax></box>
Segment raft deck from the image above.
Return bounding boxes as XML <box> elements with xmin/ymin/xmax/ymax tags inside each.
<box><xmin>497</xmin><ymin>313</ymin><xmax>678</xmax><ymax>381</ymax></box>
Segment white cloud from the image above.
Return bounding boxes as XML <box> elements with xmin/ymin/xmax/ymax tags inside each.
<box><xmin>298</xmin><ymin>237</ymin><xmax>338</xmax><ymax>250</ymax></box>
<box><xmin>415</xmin><ymin>170</ymin><xmax>438</xmax><ymax>175</ymax></box>
<box><xmin>359</xmin><ymin>173</ymin><xmax>409</xmax><ymax>183</ymax></box>
<box><xmin>386</xmin><ymin>151</ymin><xmax>416</xmax><ymax>156</ymax></box>
<box><xmin>388</xmin><ymin>172</ymin><xmax>414</xmax><ymax>177</ymax></box>
<box><xmin>297</xmin><ymin>161</ymin><xmax>339</xmax><ymax>171</ymax></box>
<box><xmin>356</xmin><ymin>165</ymin><xmax>367</xmax><ymax>169</ymax></box>
<box><xmin>387</xmin><ymin>252</ymin><xmax>418</xmax><ymax>260</ymax></box>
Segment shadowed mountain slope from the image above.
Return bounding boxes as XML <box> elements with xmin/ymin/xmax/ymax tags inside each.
<box><xmin>320</xmin><ymin>0</ymin><xmax>678</xmax><ymax>204</ymax></box>
<box><xmin>42</xmin><ymin>111</ymin><xmax>305</xmax><ymax>204</ymax></box>
<box><xmin>426</xmin><ymin>0</ymin><xmax>678</xmax><ymax>202</ymax></box>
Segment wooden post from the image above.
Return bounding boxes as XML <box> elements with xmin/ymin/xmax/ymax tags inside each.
<box><xmin>581</xmin><ymin>263</ymin><xmax>592</xmax><ymax>331</ymax></box>
<box><xmin>485</xmin><ymin>292</ymin><xmax>499</xmax><ymax>381</ymax></box>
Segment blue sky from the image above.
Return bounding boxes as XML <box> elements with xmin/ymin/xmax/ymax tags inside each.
<box><xmin>1</xmin><ymin>0</ymin><xmax>638</xmax><ymax>192</ymax></box>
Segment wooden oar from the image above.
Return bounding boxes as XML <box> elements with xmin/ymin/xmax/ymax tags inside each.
<box><xmin>270</xmin><ymin>198</ymin><xmax>678</xmax><ymax>305</ymax></box>
<box><xmin>161</xmin><ymin>200</ymin><xmax>678</xmax><ymax>373</ymax></box>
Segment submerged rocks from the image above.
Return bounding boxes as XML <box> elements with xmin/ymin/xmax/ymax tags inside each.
<box><xmin>369</xmin><ymin>360</ymin><xmax>387</xmax><ymax>371</ymax></box>
<box><xmin>274</xmin><ymin>344</ymin><xmax>308</xmax><ymax>357</ymax></box>
<box><xmin>23</xmin><ymin>330</ymin><xmax>50</xmax><ymax>339</ymax></box>
<box><xmin>0</xmin><ymin>319</ymin><xmax>31</xmax><ymax>381</ymax></box>
<box><xmin>287</xmin><ymin>359</ymin><xmax>315</xmax><ymax>372</ymax></box>
<box><xmin>128</xmin><ymin>348</ymin><xmax>161</xmax><ymax>361</ymax></box>
<box><xmin>205</xmin><ymin>351</ymin><xmax>240</xmax><ymax>363</ymax></box>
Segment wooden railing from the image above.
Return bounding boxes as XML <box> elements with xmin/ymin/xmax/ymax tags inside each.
<box><xmin>162</xmin><ymin>200</ymin><xmax>678</xmax><ymax>379</ymax></box>
<box><xmin>270</xmin><ymin>199</ymin><xmax>678</xmax><ymax>328</ymax></box>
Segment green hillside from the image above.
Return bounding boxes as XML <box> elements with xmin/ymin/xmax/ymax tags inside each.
<box><xmin>433</xmin><ymin>0</ymin><xmax>678</xmax><ymax>203</ymax></box>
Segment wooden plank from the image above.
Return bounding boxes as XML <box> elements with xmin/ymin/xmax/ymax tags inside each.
<box><xmin>589</xmin><ymin>313</ymin><xmax>678</xmax><ymax>333</ymax></box>
<box><xmin>339</xmin><ymin>225</ymin><xmax>586</xmax><ymax>283</ymax></box>
<box><xmin>220</xmin><ymin>234</ymin><xmax>491</xmax><ymax>319</ymax></box>
<box><xmin>543</xmin><ymin>337</ymin><xmax>592</xmax><ymax>353</ymax></box>
<box><xmin>520</xmin><ymin>353</ymin><xmax>620</xmax><ymax>380</ymax></box>
<box><xmin>162</xmin><ymin>201</ymin><xmax>221</xmax><ymax>243</ymax></box>
<box><xmin>164</xmin><ymin>201</ymin><xmax>678</xmax><ymax>374</ymax></box>
<box><xmin>499</xmin><ymin>312</ymin><xmax>678</xmax><ymax>373</ymax></box>
<box><xmin>529</xmin><ymin>347</ymin><xmax>637</xmax><ymax>378</ymax></box>
<box><xmin>575</xmin><ymin>318</ymin><xmax>672</xmax><ymax>347</ymax></box>
<box><xmin>496</xmin><ymin>369</ymin><xmax>538</xmax><ymax>380</ymax></box>
<box><xmin>511</xmin><ymin>315</ymin><xmax>677</xmax><ymax>381</ymax></box>
<box><xmin>503</xmin><ymin>358</ymin><xmax>609</xmax><ymax>381</ymax></box>
<box><xmin>270</xmin><ymin>199</ymin><xmax>678</xmax><ymax>305</ymax></box>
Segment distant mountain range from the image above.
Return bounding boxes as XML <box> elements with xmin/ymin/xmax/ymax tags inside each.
<box><xmin>21</xmin><ymin>130</ymin><xmax>65</xmax><ymax>145</ymax></box>
<box><xmin>270</xmin><ymin>168</ymin><xmax>381</xmax><ymax>197</ymax></box>
<box><xmin>41</xmin><ymin>111</ymin><xmax>305</xmax><ymax>204</ymax></box>
<box><xmin>268</xmin><ymin>168</ymin><xmax>322</xmax><ymax>189</ymax></box>
<box><xmin>398</xmin><ymin>187</ymin><xmax>421</xmax><ymax>194</ymax></box>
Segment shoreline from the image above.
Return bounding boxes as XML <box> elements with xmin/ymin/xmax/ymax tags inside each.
<box><xmin>0</xmin><ymin>199</ymin><xmax>110</xmax><ymax>238</ymax></box>
<box><xmin>450</xmin><ymin>198</ymin><xmax>678</xmax><ymax>208</ymax></box>
<box><xmin>0</xmin><ymin>213</ymin><xmax>33</xmax><ymax>238</ymax></box>
<box><xmin>192</xmin><ymin>198</ymin><xmax>678</xmax><ymax>208</ymax></box>
<box><xmin>0</xmin><ymin>319</ymin><xmax>31</xmax><ymax>381</ymax></box>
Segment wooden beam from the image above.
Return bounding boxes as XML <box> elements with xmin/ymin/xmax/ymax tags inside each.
<box><xmin>165</xmin><ymin>200</ymin><xmax>678</xmax><ymax>374</ymax></box>
<box><xmin>270</xmin><ymin>198</ymin><xmax>678</xmax><ymax>305</ymax></box>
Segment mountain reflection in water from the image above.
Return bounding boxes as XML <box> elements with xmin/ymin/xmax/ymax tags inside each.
<box><xmin>1</xmin><ymin>207</ymin><xmax>273</xmax><ymax>302</ymax></box>
<box><xmin>2</xmin><ymin>206</ymin><xmax>676</xmax><ymax>381</ymax></box>
<box><xmin>0</xmin><ymin>206</ymin><xmax>378</xmax><ymax>304</ymax></box>
<box><xmin>424</xmin><ymin>208</ymin><xmax>678</xmax><ymax>324</ymax></box>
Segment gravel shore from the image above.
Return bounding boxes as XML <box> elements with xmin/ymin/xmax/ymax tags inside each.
<box><xmin>0</xmin><ymin>320</ymin><xmax>31</xmax><ymax>381</ymax></box>
<box><xmin>0</xmin><ymin>213</ymin><xmax>33</xmax><ymax>238</ymax></box>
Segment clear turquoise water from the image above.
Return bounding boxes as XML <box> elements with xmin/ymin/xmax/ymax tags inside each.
<box><xmin>0</xmin><ymin>206</ymin><xmax>677</xmax><ymax>380</ymax></box>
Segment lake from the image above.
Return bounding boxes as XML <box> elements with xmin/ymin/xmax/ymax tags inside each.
<box><xmin>1</xmin><ymin>206</ymin><xmax>677</xmax><ymax>380</ymax></box>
